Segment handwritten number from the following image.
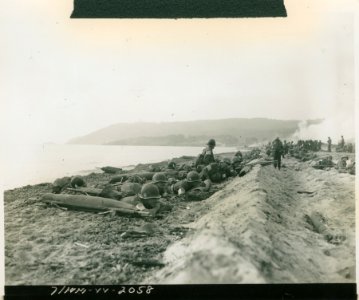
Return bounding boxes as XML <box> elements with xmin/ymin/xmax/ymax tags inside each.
<box><xmin>50</xmin><ymin>287</ymin><xmax>57</xmax><ymax>296</ymax></box>
<box><xmin>137</xmin><ymin>286</ymin><xmax>145</xmax><ymax>294</ymax></box>
<box><xmin>118</xmin><ymin>287</ymin><xmax>126</xmax><ymax>295</ymax></box>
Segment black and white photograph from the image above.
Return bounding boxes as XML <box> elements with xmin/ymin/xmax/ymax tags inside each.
<box><xmin>0</xmin><ymin>0</ymin><xmax>357</xmax><ymax>297</ymax></box>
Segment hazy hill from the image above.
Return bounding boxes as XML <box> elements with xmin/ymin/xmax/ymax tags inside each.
<box><xmin>68</xmin><ymin>118</ymin><xmax>322</xmax><ymax>146</ymax></box>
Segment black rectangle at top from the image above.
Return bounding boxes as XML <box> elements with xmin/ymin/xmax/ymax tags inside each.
<box><xmin>71</xmin><ymin>0</ymin><xmax>287</xmax><ymax>18</ymax></box>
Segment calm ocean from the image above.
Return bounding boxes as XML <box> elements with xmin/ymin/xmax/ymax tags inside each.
<box><xmin>1</xmin><ymin>144</ymin><xmax>236</xmax><ymax>190</ymax></box>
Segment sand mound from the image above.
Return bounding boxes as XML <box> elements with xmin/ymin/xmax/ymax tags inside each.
<box><xmin>149</xmin><ymin>158</ymin><xmax>355</xmax><ymax>283</ymax></box>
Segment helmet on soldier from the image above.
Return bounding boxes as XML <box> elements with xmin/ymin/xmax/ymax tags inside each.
<box><xmin>207</xmin><ymin>139</ymin><xmax>216</xmax><ymax>147</ymax></box>
<box><xmin>186</xmin><ymin>171</ymin><xmax>201</xmax><ymax>183</ymax></box>
<box><xmin>139</xmin><ymin>183</ymin><xmax>161</xmax><ymax>200</ymax></box>
<box><xmin>152</xmin><ymin>172</ymin><xmax>167</xmax><ymax>183</ymax></box>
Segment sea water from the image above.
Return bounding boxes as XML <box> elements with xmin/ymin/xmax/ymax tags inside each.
<box><xmin>1</xmin><ymin>144</ymin><xmax>236</xmax><ymax>190</ymax></box>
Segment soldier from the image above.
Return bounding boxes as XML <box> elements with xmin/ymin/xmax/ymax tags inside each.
<box><xmin>272</xmin><ymin>137</ymin><xmax>284</xmax><ymax>170</ymax></box>
<box><xmin>120</xmin><ymin>183</ymin><xmax>171</xmax><ymax>214</ymax></box>
<box><xmin>199</xmin><ymin>162</ymin><xmax>228</xmax><ymax>183</ymax></box>
<box><xmin>340</xmin><ymin>135</ymin><xmax>345</xmax><ymax>148</ymax></box>
<box><xmin>52</xmin><ymin>176</ymin><xmax>71</xmax><ymax>194</ymax></box>
<box><xmin>70</xmin><ymin>176</ymin><xmax>86</xmax><ymax>188</ymax></box>
<box><xmin>167</xmin><ymin>161</ymin><xmax>177</xmax><ymax>170</ymax></box>
<box><xmin>171</xmin><ymin>171</ymin><xmax>205</xmax><ymax>195</ymax></box>
<box><xmin>152</xmin><ymin>172</ymin><xmax>172</xmax><ymax>196</ymax></box>
<box><xmin>327</xmin><ymin>137</ymin><xmax>332</xmax><ymax>152</ymax></box>
<box><xmin>195</xmin><ymin>139</ymin><xmax>216</xmax><ymax>167</ymax></box>
<box><xmin>283</xmin><ymin>140</ymin><xmax>289</xmax><ymax>157</ymax></box>
<box><xmin>171</xmin><ymin>171</ymin><xmax>212</xmax><ymax>201</ymax></box>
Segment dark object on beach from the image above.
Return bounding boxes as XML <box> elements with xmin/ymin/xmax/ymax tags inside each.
<box><xmin>127</xmin><ymin>175</ymin><xmax>146</xmax><ymax>184</ymax></box>
<box><xmin>99</xmin><ymin>185</ymin><xmax>123</xmax><ymax>200</ymax></box>
<box><xmin>121</xmin><ymin>182</ymin><xmax>142</xmax><ymax>197</ymax></box>
<box><xmin>67</xmin><ymin>186</ymin><xmax>122</xmax><ymax>200</ymax></box>
<box><xmin>297</xmin><ymin>190</ymin><xmax>315</xmax><ymax>195</ymax></box>
<box><xmin>41</xmin><ymin>193</ymin><xmax>152</xmax><ymax>217</ymax></box>
<box><xmin>305</xmin><ymin>212</ymin><xmax>328</xmax><ymax>235</ymax></box>
<box><xmin>348</xmin><ymin>162</ymin><xmax>355</xmax><ymax>175</ymax></box>
<box><xmin>312</xmin><ymin>156</ymin><xmax>334</xmax><ymax>170</ymax></box>
<box><xmin>167</xmin><ymin>161</ymin><xmax>177</xmax><ymax>170</ymax></box>
<box><xmin>70</xmin><ymin>176</ymin><xmax>86</xmax><ymax>188</ymax></box>
<box><xmin>180</xmin><ymin>155</ymin><xmax>195</xmax><ymax>160</ymax></box>
<box><xmin>66</xmin><ymin>187</ymin><xmax>103</xmax><ymax>196</ymax></box>
<box><xmin>238</xmin><ymin>165</ymin><xmax>252</xmax><ymax>177</ymax></box>
<box><xmin>52</xmin><ymin>177</ymin><xmax>71</xmax><ymax>194</ymax></box>
<box><xmin>110</xmin><ymin>172</ymin><xmax>155</xmax><ymax>184</ymax></box>
<box><xmin>109</xmin><ymin>174</ymin><xmax>128</xmax><ymax>184</ymax></box>
<box><xmin>186</xmin><ymin>189</ymin><xmax>211</xmax><ymax>201</ymax></box>
<box><xmin>129</xmin><ymin>259</ymin><xmax>165</xmax><ymax>268</ymax></box>
<box><xmin>101</xmin><ymin>166</ymin><xmax>123</xmax><ymax>174</ymax></box>
<box><xmin>149</xmin><ymin>165</ymin><xmax>162</xmax><ymax>172</ymax></box>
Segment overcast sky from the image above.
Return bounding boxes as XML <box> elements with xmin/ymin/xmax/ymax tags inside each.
<box><xmin>0</xmin><ymin>0</ymin><xmax>356</xmax><ymax>144</ymax></box>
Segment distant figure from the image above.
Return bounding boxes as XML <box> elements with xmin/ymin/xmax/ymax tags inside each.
<box><xmin>272</xmin><ymin>137</ymin><xmax>284</xmax><ymax>170</ymax></box>
<box><xmin>195</xmin><ymin>139</ymin><xmax>216</xmax><ymax>166</ymax></box>
<box><xmin>340</xmin><ymin>135</ymin><xmax>345</xmax><ymax>148</ymax></box>
<box><xmin>283</xmin><ymin>140</ymin><xmax>289</xmax><ymax>157</ymax></box>
<box><xmin>327</xmin><ymin>137</ymin><xmax>332</xmax><ymax>152</ymax></box>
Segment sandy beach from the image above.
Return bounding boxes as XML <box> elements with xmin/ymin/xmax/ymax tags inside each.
<box><xmin>4</xmin><ymin>151</ymin><xmax>355</xmax><ymax>284</ymax></box>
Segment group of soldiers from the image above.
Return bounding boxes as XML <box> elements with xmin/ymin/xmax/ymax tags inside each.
<box><xmin>297</xmin><ymin>139</ymin><xmax>322</xmax><ymax>152</ymax></box>
<box><xmin>51</xmin><ymin>135</ymin><xmax>355</xmax><ymax>215</ymax></box>
<box><xmin>51</xmin><ymin>139</ymin><xmax>259</xmax><ymax>215</ymax></box>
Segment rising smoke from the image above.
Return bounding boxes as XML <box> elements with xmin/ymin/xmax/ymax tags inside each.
<box><xmin>292</xmin><ymin>114</ymin><xmax>355</xmax><ymax>144</ymax></box>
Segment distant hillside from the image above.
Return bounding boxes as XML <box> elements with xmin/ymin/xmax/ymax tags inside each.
<box><xmin>68</xmin><ymin>118</ymin><xmax>322</xmax><ymax>146</ymax></box>
<box><xmin>107</xmin><ymin>134</ymin><xmax>239</xmax><ymax>147</ymax></box>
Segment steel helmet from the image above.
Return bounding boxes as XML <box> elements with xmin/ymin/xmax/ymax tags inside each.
<box><xmin>186</xmin><ymin>171</ymin><xmax>201</xmax><ymax>183</ymax></box>
<box><xmin>234</xmin><ymin>151</ymin><xmax>243</xmax><ymax>157</ymax></box>
<box><xmin>167</xmin><ymin>161</ymin><xmax>176</xmax><ymax>169</ymax></box>
<box><xmin>70</xmin><ymin>176</ymin><xmax>86</xmax><ymax>188</ymax></box>
<box><xmin>152</xmin><ymin>172</ymin><xmax>167</xmax><ymax>183</ymax></box>
<box><xmin>223</xmin><ymin>158</ymin><xmax>231</xmax><ymax>164</ymax></box>
<box><xmin>139</xmin><ymin>183</ymin><xmax>161</xmax><ymax>200</ymax></box>
<box><xmin>207</xmin><ymin>139</ymin><xmax>216</xmax><ymax>146</ymax></box>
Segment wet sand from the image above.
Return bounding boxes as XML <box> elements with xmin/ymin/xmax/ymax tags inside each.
<box><xmin>4</xmin><ymin>152</ymin><xmax>355</xmax><ymax>284</ymax></box>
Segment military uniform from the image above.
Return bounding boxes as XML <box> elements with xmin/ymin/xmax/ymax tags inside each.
<box><xmin>272</xmin><ymin>138</ymin><xmax>284</xmax><ymax>170</ymax></box>
<box><xmin>327</xmin><ymin>137</ymin><xmax>332</xmax><ymax>152</ymax></box>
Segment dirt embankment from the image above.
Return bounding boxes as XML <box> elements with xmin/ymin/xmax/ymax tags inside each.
<box><xmin>4</xmin><ymin>154</ymin><xmax>355</xmax><ymax>284</ymax></box>
<box><xmin>148</xmin><ymin>157</ymin><xmax>355</xmax><ymax>283</ymax></box>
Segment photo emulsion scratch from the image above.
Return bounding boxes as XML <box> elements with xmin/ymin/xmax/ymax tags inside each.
<box><xmin>0</xmin><ymin>0</ymin><xmax>357</xmax><ymax>298</ymax></box>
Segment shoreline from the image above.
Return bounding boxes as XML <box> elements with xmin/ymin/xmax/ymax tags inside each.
<box><xmin>3</xmin><ymin>151</ymin><xmax>238</xmax><ymax>192</ymax></box>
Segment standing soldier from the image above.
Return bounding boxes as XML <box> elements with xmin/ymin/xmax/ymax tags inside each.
<box><xmin>327</xmin><ymin>137</ymin><xmax>332</xmax><ymax>152</ymax></box>
<box><xmin>195</xmin><ymin>139</ymin><xmax>216</xmax><ymax>167</ymax></box>
<box><xmin>282</xmin><ymin>140</ymin><xmax>289</xmax><ymax>158</ymax></box>
<box><xmin>272</xmin><ymin>137</ymin><xmax>284</xmax><ymax>170</ymax></box>
<box><xmin>340</xmin><ymin>135</ymin><xmax>345</xmax><ymax>148</ymax></box>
